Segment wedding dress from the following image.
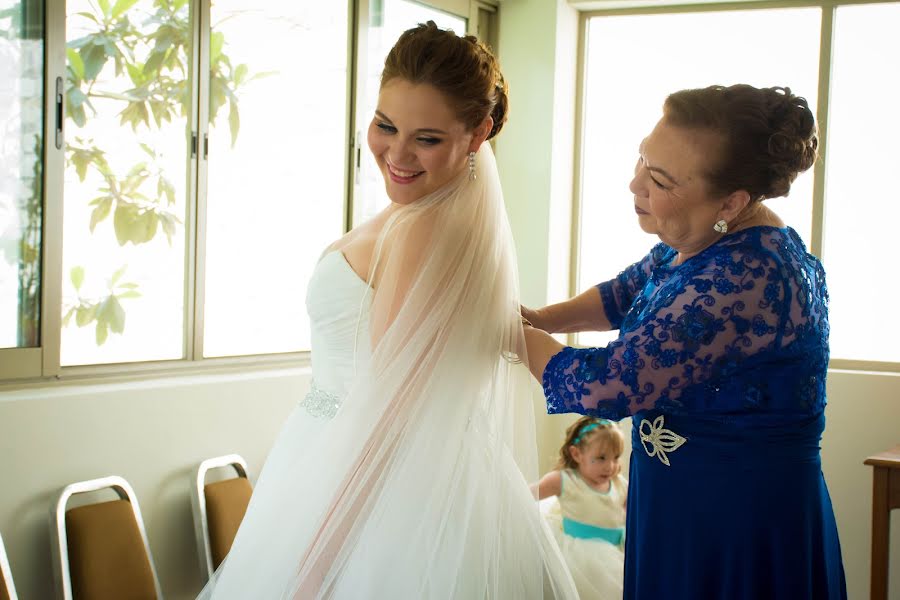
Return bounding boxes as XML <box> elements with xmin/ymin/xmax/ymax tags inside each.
<box><xmin>199</xmin><ymin>145</ymin><xmax>578</xmax><ymax>599</ymax></box>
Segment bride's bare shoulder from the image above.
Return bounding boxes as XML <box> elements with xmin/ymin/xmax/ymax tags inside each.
<box><xmin>323</xmin><ymin>213</ymin><xmax>379</xmax><ymax>256</ymax></box>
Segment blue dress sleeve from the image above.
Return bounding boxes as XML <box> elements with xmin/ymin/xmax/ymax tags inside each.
<box><xmin>545</xmin><ymin>245</ymin><xmax>789</xmax><ymax>419</ymax></box>
<box><xmin>597</xmin><ymin>243</ymin><xmax>672</xmax><ymax>329</ymax></box>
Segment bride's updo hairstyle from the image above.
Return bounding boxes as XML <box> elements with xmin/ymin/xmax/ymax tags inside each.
<box><xmin>663</xmin><ymin>84</ymin><xmax>818</xmax><ymax>202</ymax></box>
<box><xmin>381</xmin><ymin>20</ymin><xmax>508</xmax><ymax>140</ymax></box>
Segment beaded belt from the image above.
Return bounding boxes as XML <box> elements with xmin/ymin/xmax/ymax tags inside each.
<box><xmin>300</xmin><ymin>379</ymin><xmax>342</xmax><ymax>419</ymax></box>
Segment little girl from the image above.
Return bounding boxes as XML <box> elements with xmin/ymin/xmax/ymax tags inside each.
<box><xmin>535</xmin><ymin>416</ymin><xmax>627</xmax><ymax>599</ymax></box>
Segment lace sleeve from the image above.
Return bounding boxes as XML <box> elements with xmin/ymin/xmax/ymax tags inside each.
<box><xmin>544</xmin><ymin>245</ymin><xmax>788</xmax><ymax>419</ymax></box>
<box><xmin>597</xmin><ymin>243</ymin><xmax>673</xmax><ymax>329</ymax></box>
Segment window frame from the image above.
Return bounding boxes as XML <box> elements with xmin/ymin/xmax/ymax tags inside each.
<box><xmin>570</xmin><ymin>0</ymin><xmax>899</xmax><ymax>373</ymax></box>
<box><xmin>2</xmin><ymin>0</ymin><xmax>499</xmax><ymax>386</ymax></box>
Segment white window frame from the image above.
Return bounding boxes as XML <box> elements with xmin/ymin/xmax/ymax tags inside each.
<box><xmin>569</xmin><ymin>0</ymin><xmax>900</xmax><ymax>373</ymax></box>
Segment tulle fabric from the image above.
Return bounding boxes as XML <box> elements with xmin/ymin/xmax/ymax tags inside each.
<box><xmin>198</xmin><ymin>145</ymin><xmax>577</xmax><ymax>599</ymax></box>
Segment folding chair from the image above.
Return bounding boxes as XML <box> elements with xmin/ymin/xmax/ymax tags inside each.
<box><xmin>190</xmin><ymin>454</ymin><xmax>252</xmax><ymax>582</ymax></box>
<box><xmin>50</xmin><ymin>475</ymin><xmax>162</xmax><ymax>599</ymax></box>
<box><xmin>0</xmin><ymin>531</ymin><xmax>18</xmax><ymax>600</ymax></box>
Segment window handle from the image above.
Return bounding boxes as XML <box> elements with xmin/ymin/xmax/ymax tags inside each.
<box><xmin>55</xmin><ymin>77</ymin><xmax>63</xmax><ymax>149</ymax></box>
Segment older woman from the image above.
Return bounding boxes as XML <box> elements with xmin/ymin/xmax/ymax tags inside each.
<box><xmin>523</xmin><ymin>84</ymin><xmax>846</xmax><ymax>599</ymax></box>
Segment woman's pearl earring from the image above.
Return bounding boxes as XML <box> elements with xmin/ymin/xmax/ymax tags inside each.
<box><xmin>468</xmin><ymin>151</ymin><xmax>476</xmax><ymax>181</ymax></box>
<box><xmin>713</xmin><ymin>219</ymin><xmax>728</xmax><ymax>234</ymax></box>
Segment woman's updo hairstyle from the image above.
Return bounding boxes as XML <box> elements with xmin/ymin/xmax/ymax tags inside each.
<box><xmin>663</xmin><ymin>84</ymin><xmax>818</xmax><ymax>201</ymax></box>
<box><xmin>381</xmin><ymin>21</ymin><xmax>508</xmax><ymax>140</ymax></box>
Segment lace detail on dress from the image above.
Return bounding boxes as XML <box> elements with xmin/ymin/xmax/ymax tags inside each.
<box><xmin>544</xmin><ymin>227</ymin><xmax>829</xmax><ymax>419</ymax></box>
<box><xmin>300</xmin><ymin>380</ymin><xmax>342</xmax><ymax>419</ymax></box>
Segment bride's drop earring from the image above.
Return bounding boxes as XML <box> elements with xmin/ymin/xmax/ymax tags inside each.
<box><xmin>468</xmin><ymin>151</ymin><xmax>476</xmax><ymax>181</ymax></box>
<box><xmin>713</xmin><ymin>219</ymin><xmax>728</xmax><ymax>234</ymax></box>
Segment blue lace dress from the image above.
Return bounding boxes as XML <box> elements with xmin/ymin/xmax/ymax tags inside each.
<box><xmin>543</xmin><ymin>226</ymin><xmax>846</xmax><ymax>600</ymax></box>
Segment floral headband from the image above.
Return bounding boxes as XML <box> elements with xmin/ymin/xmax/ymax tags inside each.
<box><xmin>572</xmin><ymin>419</ymin><xmax>613</xmax><ymax>445</ymax></box>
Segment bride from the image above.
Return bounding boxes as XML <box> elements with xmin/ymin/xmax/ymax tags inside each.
<box><xmin>200</xmin><ymin>22</ymin><xmax>577</xmax><ymax>599</ymax></box>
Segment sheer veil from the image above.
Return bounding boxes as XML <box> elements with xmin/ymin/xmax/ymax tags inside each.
<box><xmin>201</xmin><ymin>144</ymin><xmax>576</xmax><ymax>599</ymax></box>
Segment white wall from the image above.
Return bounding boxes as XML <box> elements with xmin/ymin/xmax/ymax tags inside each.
<box><xmin>0</xmin><ymin>370</ymin><xmax>305</xmax><ymax>599</ymax></box>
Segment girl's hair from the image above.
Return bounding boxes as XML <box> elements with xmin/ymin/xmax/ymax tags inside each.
<box><xmin>556</xmin><ymin>416</ymin><xmax>624</xmax><ymax>470</ymax></box>
<box><xmin>381</xmin><ymin>21</ymin><xmax>509</xmax><ymax>139</ymax></box>
<box><xmin>663</xmin><ymin>84</ymin><xmax>817</xmax><ymax>201</ymax></box>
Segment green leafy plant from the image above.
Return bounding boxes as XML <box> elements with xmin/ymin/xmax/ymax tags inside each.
<box><xmin>62</xmin><ymin>0</ymin><xmax>260</xmax><ymax>345</ymax></box>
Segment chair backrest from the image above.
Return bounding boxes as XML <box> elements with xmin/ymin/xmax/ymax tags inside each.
<box><xmin>190</xmin><ymin>454</ymin><xmax>252</xmax><ymax>582</ymax></box>
<box><xmin>0</xmin><ymin>531</ymin><xmax>18</xmax><ymax>600</ymax></box>
<box><xmin>50</xmin><ymin>476</ymin><xmax>162</xmax><ymax>600</ymax></box>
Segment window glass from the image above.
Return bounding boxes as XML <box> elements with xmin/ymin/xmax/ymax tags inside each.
<box><xmin>823</xmin><ymin>2</ymin><xmax>900</xmax><ymax>362</ymax></box>
<box><xmin>62</xmin><ymin>0</ymin><xmax>191</xmax><ymax>364</ymax></box>
<box><xmin>578</xmin><ymin>9</ymin><xmax>820</xmax><ymax>347</ymax></box>
<box><xmin>202</xmin><ymin>2</ymin><xmax>350</xmax><ymax>356</ymax></box>
<box><xmin>0</xmin><ymin>0</ymin><xmax>44</xmax><ymax>349</ymax></box>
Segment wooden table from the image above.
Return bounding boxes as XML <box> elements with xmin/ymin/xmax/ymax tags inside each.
<box><xmin>865</xmin><ymin>444</ymin><xmax>900</xmax><ymax>600</ymax></box>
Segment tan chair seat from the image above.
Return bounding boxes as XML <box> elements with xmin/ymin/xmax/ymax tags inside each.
<box><xmin>65</xmin><ymin>499</ymin><xmax>157</xmax><ymax>600</ymax></box>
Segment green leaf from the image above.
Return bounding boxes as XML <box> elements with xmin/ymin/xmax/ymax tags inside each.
<box><xmin>76</xmin><ymin>304</ymin><xmax>98</xmax><ymax>327</ymax></box>
<box><xmin>95</xmin><ymin>320</ymin><xmax>109</xmax><ymax>345</ymax></box>
<box><xmin>67</xmin><ymin>48</ymin><xmax>85</xmax><ymax>80</ymax></box>
<box><xmin>69</xmin><ymin>148</ymin><xmax>92</xmax><ymax>181</ymax></box>
<box><xmin>80</xmin><ymin>43</ymin><xmax>108</xmax><ymax>81</ymax></box>
<box><xmin>69</xmin><ymin>104</ymin><xmax>87</xmax><ymax>128</ymax></box>
<box><xmin>107</xmin><ymin>296</ymin><xmax>126</xmax><ymax>333</ymax></box>
<box><xmin>62</xmin><ymin>307</ymin><xmax>75</xmax><ymax>327</ymax></box>
<box><xmin>248</xmin><ymin>70</ymin><xmax>278</xmax><ymax>82</ymax></box>
<box><xmin>67</xmin><ymin>87</ymin><xmax>87</xmax><ymax>109</ymax></box>
<box><xmin>143</xmin><ymin>48</ymin><xmax>166</xmax><ymax>77</ymax></box>
<box><xmin>113</xmin><ymin>204</ymin><xmax>158</xmax><ymax>245</ymax></box>
<box><xmin>101</xmin><ymin>38</ymin><xmax>118</xmax><ymax>58</ymax></box>
<box><xmin>126</xmin><ymin>62</ymin><xmax>145</xmax><ymax>85</ymax></box>
<box><xmin>67</xmin><ymin>34</ymin><xmax>94</xmax><ymax>49</ymax></box>
<box><xmin>228</xmin><ymin>100</ymin><xmax>240</xmax><ymax>147</ymax></box>
<box><xmin>97</xmin><ymin>0</ymin><xmax>111</xmax><ymax>18</ymax></box>
<box><xmin>117</xmin><ymin>290</ymin><xmax>141</xmax><ymax>299</ymax></box>
<box><xmin>117</xmin><ymin>282</ymin><xmax>139</xmax><ymax>290</ymax></box>
<box><xmin>157</xmin><ymin>176</ymin><xmax>175</xmax><ymax>205</ymax></box>
<box><xmin>160</xmin><ymin>213</ymin><xmax>176</xmax><ymax>244</ymax></box>
<box><xmin>70</xmin><ymin>266</ymin><xmax>85</xmax><ymax>291</ymax></box>
<box><xmin>233</xmin><ymin>63</ymin><xmax>248</xmax><ymax>86</ymax></box>
<box><xmin>119</xmin><ymin>100</ymin><xmax>150</xmax><ymax>130</ymax></box>
<box><xmin>110</xmin><ymin>265</ymin><xmax>127</xmax><ymax>285</ymax></box>
<box><xmin>89</xmin><ymin>196</ymin><xmax>113</xmax><ymax>231</ymax></box>
<box><xmin>209</xmin><ymin>31</ymin><xmax>224</xmax><ymax>63</ymax></box>
<box><xmin>111</xmin><ymin>0</ymin><xmax>139</xmax><ymax>20</ymax></box>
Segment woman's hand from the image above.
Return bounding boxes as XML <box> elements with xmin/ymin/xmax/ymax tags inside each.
<box><xmin>521</xmin><ymin>288</ymin><xmax>613</xmax><ymax>336</ymax></box>
<box><xmin>520</xmin><ymin>305</ymin><xmax>545</xmax><ymax>331</ymax></box>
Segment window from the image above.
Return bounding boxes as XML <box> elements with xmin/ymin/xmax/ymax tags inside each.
<box><xmin>62</xmin><ymin>0</ymin><xmax>191</xmax><ymax>365</ymax></box>
<box><xmin>822</xmin><ymin>3</ymin><xmax>900</xmax><ymax>364</ymax></box>
<box><xmin>1</xmin><ymin>0</ymin><xmax>496</xmax><ymax>380</ymax></box>
<box><xmin>574</xmin><ymin>1</ymin><xmax>899</xmax><ymax>369</ymax></box>
<box><xmin>202</xmin><ymin>2</ymin><xmax>349</xmax><ymax>357</ymax></box>
<box><xmin>60</xmin><ymin>1</ymin><xmax>350</xmax><ymax>365</ymax></box>
<box><xmin>0</xmin><ymin>0</ymin><xmax>49</xmax><ymax>379</ymax></box>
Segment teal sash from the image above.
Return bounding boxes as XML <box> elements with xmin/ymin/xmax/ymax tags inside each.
<box><xmin>562</xmin><ymin>517</ymin><xmax>624</xmax><ymax>545</ymax></box>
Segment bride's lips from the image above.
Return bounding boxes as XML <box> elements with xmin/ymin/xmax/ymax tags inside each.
<box><xmin>387</xmin><ymin>162</ymin><xmax>424</xmax><ymax>184</ymax></box>
<box><xmin>635</xmin><ymin>205</ymin><xmax>649</xmax><ymax>215</ymax></box>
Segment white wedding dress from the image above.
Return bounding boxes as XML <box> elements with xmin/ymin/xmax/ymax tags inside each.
<box><xmin>200</xmin><ymin>146</ymin><xmax>578</xmax><ymax>599</ymax></box>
